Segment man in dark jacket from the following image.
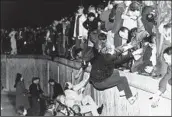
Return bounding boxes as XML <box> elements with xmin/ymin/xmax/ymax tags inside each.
<box><xmin>89</xmin><ymin>44</ymin><xmax>138</xmax><ymax>105</ymax></box>
<box><xmin>48</xmin><ymin>79</ymin><xmax>64</xmax><ymax>100</ymax></box>
<box><xmin>29</xmin><ymin>77</ymin><xmax>44</xmax><ymax>116</ymax></box>
<box><xmin>83</xmin><ymin>12</ymin><xmax>99</xmax><ymax>34</ymax></box>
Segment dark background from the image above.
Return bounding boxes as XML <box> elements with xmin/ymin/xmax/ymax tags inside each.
<box><xmin>1</xmin><ymin>0</ymin><xmax>105</xmax><ymax>29</ymax></box>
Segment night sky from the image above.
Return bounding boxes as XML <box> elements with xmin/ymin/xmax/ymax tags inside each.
<box><xmin>1</xmin><ymin>0</ymin><xmax>104</xmax><ymax>29</ymax></box>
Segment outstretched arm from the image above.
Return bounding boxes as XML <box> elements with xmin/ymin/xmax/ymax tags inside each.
<box><xmin>74</xmin><ymin>67</ymin><xmax>83</xmax><ymax>79</ymax></box>
<box><xmin>104</xmin><ymin>43</ymin><xmax>133</xmax><ymax>61</ymax></box>
<box><xmin>73</xmin><ymin>73</ymin><xmax>90</xmax><ymax>91</ymax></box>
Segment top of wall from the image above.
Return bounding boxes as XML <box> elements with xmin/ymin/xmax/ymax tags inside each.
<box><xmin>1</xmin><ymin>55</ymin><xmax>171</xmax><ymax>100</ymax></box>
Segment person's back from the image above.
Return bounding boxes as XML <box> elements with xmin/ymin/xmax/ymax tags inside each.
<box><xmin>53</xmin><ymin>82</ymin><xmax>64</xmax><ymax>99</ymax></box>
<box><xmin>90</xmin><ymin>53</ymin><xmax>115</xmax><ymax>84</ymax></box>
<box><xmin>49</xmin><ymin>79</ymin><xmax>64</xmax><ymax>100</ymax></box>
<box><xmin>29</xmin><ymin>83</ymin><xmax>40</xmax><ymax>98</ymax></box>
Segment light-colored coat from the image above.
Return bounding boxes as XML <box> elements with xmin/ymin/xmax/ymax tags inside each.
<box><xmin>9</xmin><ymin>31</ymin><xmax>17</xmax><ymax>54</ymax></box>
<box><xmin>73</xmin><ymin>14</ymin><xmax>88</xmax><ymax>39</ymax></box>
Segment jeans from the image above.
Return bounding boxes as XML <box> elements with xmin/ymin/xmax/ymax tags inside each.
<box><xmin>91</xmin><ymin>70</ymin><xmax>133</xmax><ymax>99</ymax></box>
<box><xmin>75</xmin><ymin>37</ymin><xmax>82</xmax><ymax>49</ymax></box>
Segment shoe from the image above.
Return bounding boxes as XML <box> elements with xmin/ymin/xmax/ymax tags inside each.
<box><xmin>120</xmin><ymin>95</ymin><xmax>126</xmax><ymax>97</ymax></box>
<box><xmin>128</xmin><ymin>92</ymin><xmax>138</xmax><ymax>105</ymax></box>
<box><xmin>119</xmin><ymin>91</ymin><xmax>125</xmax><ymax>97</ymax></box>
<box><xmin>97</xmin><ymin>104</ymin><xmax>104</xmax><ymax>115</ymax></box>
<box><xmin>152</xmin><ymin>73</ymin><xmax>161</xmax><ymax>79</ymax></box>
<box><xmin>151</xmin><ymin>95</ymin><xmax>160</xmax><ymax>108</ymax></box>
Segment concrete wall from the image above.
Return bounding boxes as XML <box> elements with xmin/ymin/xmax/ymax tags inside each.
<box><xmin>1</xmin><ymin>55</ymin><xmax>171</xmax><ymax>116</ymax></box>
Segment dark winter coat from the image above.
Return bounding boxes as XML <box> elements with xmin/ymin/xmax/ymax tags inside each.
<box><xmin>16</xmin><ymin>81</ymin><xmax>30</xmax><ymax>110</ymax></box>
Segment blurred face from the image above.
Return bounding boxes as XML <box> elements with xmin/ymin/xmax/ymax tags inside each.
<box><xmin>107</xmin><ymin>2</ymin><xmax>113</xmax><ymax>9</ymax></box>
<box><xmin>164</xmin><ymin>53</ymin><xmax>171</xmax><ymax>65</ymax></box>
<box><xmin>133</xmin><ymin>10</ymin><xmax>141</xmax><ymax>17</ymax></box>
<box><xmin>78</xmin><ymin>8</ymin><xmax>84</xmax><ymax>14</ymax></box>
<box><xmin>34</xmin><ymin>79</ymin><xmax>39</xmax><ymax>84</ymax></box>
<box><xmin>49</xmin><ymin>82</ymin><xmax>55</xmax><ymax>86</ymax></box>
<box><xmin>88</xmin><ymin>16</ymin><xmax>95</xmax><ymax>21</ymax></box>
<box><xmin>164</xmin><ymin>27</ymin><xmax>171</xmax><ymax>42</ymax></box>
<box><xmin>77</xmin><ymin>51</ymin><xmax>82</xmax><ymax>58</ymax></box>
<box><xmin>97</xmin><ymin>8</ymin><xmax>103</xmax><ymax>14</ymax></box>
<box><xmin>144</xmin><ymin>66</ymin><xmax>153</xmax><ymax>73</ymax></box>
<box><xmin>53</xmin><ymin>21</ymin><xmax>58</xmax><ymax>27</ymax></box>
<box><xmin>88</xmin><ymin>6</ymin><xmax>96</xmax><ymax>13</ymax></box>
<box><xmin>65</xmin><ymin>82</ymin><xmax>73</xmax><ymax>90</ymax></box>
<box><xmin>72</xmin><ymin>105</ymin><xmax>80</xmax><ymax>114</ymax></box>
<box><xmin>119</xmin><ymin>30</ymin><xmax>129</xmax><ymax>40</ymax></box>
<box><xmin>57</xmin><ymin>95</ymin><xmax>65</xmax><ymax>104</ymax></box>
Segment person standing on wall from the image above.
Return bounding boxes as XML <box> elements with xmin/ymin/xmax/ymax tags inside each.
<box><xmin>72</xmin><ymin>6</ymin><xmax>88</xmax><ymax>49</ymax></box>
<box><xmin>9</xmin><ymin>28</ymin><xmax>17</xmax><ymax>55</ymax></box>
<box><xmin>45</xmin><ymin>20</ymin><xmax>59</xmax><ymax>58</ymax></box>
<box><xmin>14</xmin><ymin>73</ymin><xmax>30</xmax><ymax>113</ymax></box>
<box><xmin>88</xmin><ymin>43</ymin><xmax>139</xmax><ymax>105</ymax></box>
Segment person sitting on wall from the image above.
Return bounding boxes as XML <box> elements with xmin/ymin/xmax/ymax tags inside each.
<box><xmin>63</xmin><ymin>74</ymin><xmax>104</xmax><ymax>116</ymax></box>
<box><xmin>88</xmin><ymin>42</ymin><xmax>139</xmax><ymax>105</ymax></box>
<box><xmin>48</xmin><ymin>79</ymin><xmax>64</xmax><ymax>100</ymax></box>
<box><xmin>150</xmin><ymin>47</ymin><xmax>172</xmax><ymax>108</ymax></box>
<box><xmin>74</xmin><ymin>33</ymin><xmax>107</xmax><ymax>80</ymax></box>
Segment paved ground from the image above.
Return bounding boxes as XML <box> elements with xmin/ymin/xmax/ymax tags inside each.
<box><xmin>1</xmin><ymin>93</ymin><xmax>17</xmax><ymax>116</ymax></box>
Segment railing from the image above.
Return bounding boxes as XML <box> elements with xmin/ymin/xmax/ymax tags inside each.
<box><xmin>1</xmin><ymin>55</ymin><xmax>171</xmax><ymax>116</ymax></box>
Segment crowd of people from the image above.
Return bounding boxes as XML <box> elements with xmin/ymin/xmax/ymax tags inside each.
<box><xmin>12</xmin><ymin>73</ymin><xmax>104</xmax><ymax>116</ymax></box>
<box><xmin>1</xmin><ymin>0</ymin><xmax>171</xmax><ymax>116</ymax></box>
